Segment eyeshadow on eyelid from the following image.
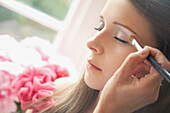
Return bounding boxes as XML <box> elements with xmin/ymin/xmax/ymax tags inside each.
<box><xmin>116</xmin><ymin>31</ymin><xmax>129</xmax><ymax>40</ymax></box>
<box><xmin>113</xmin><ymin>22</ymin><xmax>137</xmax><ymax>35</ymax></box>
<box><xmin>114</xmin><ymin>23</ymin><xmax>142</xmax><ymax>43</ymax></box>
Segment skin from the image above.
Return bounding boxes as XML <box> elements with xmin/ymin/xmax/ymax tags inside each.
<box><xmin>24</xmin><ymin>0</ymin><xmax>170</xmax><ymax>113</ymax></box>
<box><xmin>94</xmin><ymin>47</ymin><xmax>169</xmax><ymax>113</ymax></box>
<box><xmin>84</xmin><ymin>0</ymin><xmax>170</xmax><ymax>112</ymax></box>
<box><xmin>85</xmin><ymin>0</ymin><xmax>157</xmax><ymax>90</ymax></box>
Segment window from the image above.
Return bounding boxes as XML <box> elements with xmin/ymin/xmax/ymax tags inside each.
<box><xmin>0</xmin><ymin>0</ymin><xmax>107</xmax><ymax>77</ymax></box>
<box><xmin>16</xmin><ymin>0</ymin><xmax>72</xmax><ymax>20</ymax></box>
<box><xmin>0</xmin><ymin>0</ymin><xmax>73</xmax><ymax>42</ymax></box>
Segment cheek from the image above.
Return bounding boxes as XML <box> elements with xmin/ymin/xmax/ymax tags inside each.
<box><xmin>84</xmin><ymin>43</ymin><xmax>136</xmax><ymax>90</ymax></box>
<box><xmin>104</xmin><ymin>46</ymin><xmax>136</xmax><ymax>78</ymax></box>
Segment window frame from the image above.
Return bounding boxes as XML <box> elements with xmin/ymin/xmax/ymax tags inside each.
<box><xmin>0</xmin><ymin>0</ymin><xmax>79</xmax><ymax>32</ymax></box>
<box><xmin>0</xmin><ymin>0</ymin><xmax>107</xmax><ymax>77</ymax></box>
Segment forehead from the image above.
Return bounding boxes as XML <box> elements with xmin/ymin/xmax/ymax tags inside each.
<box><xmin>100</xmin><ymin>0</ymin><xmax>157</xmax><ymax>47</ymax></box>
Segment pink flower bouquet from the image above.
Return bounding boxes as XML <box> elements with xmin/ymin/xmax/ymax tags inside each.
<box><xmin>0</xmin><ymin>70</ymin><xmax>17</xmax><ymax>113</ymax></box>
<box><xmin>0</xmin><ymin>35</ymin><xmax>76</xmax><ymax>113</ymax></box>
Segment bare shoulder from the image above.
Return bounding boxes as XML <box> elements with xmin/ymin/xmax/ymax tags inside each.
<box><xmin>54</xmin><ymin>77</ymin><xmax>77</xmax><ymax>90</ymax></box>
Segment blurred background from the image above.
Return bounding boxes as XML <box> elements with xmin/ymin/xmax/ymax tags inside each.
<box><xmin>0</xmin><ymin>0</ymin><xmax>72</xmax><ymax>42</ymax></box>
<box><xmin>0</xmin><ymin>0</ymin><xmax>107</xmax><ymax>77</ymax></box>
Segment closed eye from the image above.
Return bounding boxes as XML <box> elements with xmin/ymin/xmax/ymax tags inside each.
<box><xmin>94</xmin><ymin>18</ymin><xmax>105</xmax><ymax>31</ymax></box>
<box><xmin>114</xmin><ymin>36</ymin><xmax>128</xmax><ymax>44</ymax></box>
<box><xmin>94</xmin><ymin>27</ymin><xmax>102</xmax><ymax>31</ymax></box>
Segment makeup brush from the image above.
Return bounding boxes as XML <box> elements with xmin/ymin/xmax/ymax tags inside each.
<box><xmin>128</xmin><ymin>36</ymin><xmax>170</xmax><ymax>83</ymax></box>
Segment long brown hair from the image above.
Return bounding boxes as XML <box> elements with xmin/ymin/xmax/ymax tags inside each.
<box><xmin>46</xmin><ymin>77</ymin><xmax>99</xmax><ymax>113</ymax></box>
<box><xmin>130</xmin><ymin>0</ymin><xmax>170</xmax><ymax>113</ymax></box>
<box><xmin>46</xmin><ymin>0</ymin><xmax>170</xmax><ymax>113</ymax></box>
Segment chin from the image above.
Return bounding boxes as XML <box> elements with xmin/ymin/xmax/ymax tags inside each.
<box><xmin>84</xmin><ymin>72</ymin><xmax>104</xmax><ymax>90</ymax></box>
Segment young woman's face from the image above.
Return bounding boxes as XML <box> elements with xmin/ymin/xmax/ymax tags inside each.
<box><xmin>84</xmin><ymin>0</ymin><xmax>157</xmax><ymax>90</ymax></box>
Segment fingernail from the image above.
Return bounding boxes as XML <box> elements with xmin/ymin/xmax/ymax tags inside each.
<box><xmin>140</xmin><ymin>49</ymin><xmax>146</xmax><ymax>55</ymax></box>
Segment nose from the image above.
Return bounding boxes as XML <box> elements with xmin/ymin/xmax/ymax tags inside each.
<box><xmin>86</xmin><ymin>35</ymin><xmax>104</xmax><ymax>55</ymax></box>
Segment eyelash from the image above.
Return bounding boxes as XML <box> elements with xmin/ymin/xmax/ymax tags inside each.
<box><xmin>94</xmin><ymin>21</ymin><xmax>104</xmax><ymax>31</ymax></box>
<box><xmin>94</xmin><ymin>27</ymin><xmax>102</xmax><ymax>31</ymax></box>
<box><xmin>114</xmin><ymin>36</ymin><xmax>128</xmax><ymax>44</ymax></box>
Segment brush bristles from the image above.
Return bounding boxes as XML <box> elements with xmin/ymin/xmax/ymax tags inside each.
<box><xmin>128</xmin><ymin>36</ymin><xmax>142</xmax><ymax>50</ymax></box>
<box><xmin>128</xmin><ymin>36</ymin><xmax>135</xmax><ymax>45</ymax></box>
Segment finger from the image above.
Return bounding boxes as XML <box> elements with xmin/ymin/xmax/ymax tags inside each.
<box><xmin>132</xmin><ymin>62</ymin><xmax>151</xmax><ymax>78</ymax></box>
<box><xmin>119</xmin><ymin>48</ymin><xmax>150</xmax><ymax>78</ymax></box>
<box><xmin>140</xmin><ymin>66</ymin><xmax>163</xmax><ymax>88</ymax></box>
<box><xmin>144</xmin><ymin>46</ymin><xmax>170</xmax><ymax>71</ymax></box>
<box><xmin>138</xmin><ymin>46</ymin><xmax>168</xmax><ymax>87</ymax></box>
<box><xmin>144</xmin><ymin>60</ymin><xmax>152</xmax><ymax>66</ymax></box>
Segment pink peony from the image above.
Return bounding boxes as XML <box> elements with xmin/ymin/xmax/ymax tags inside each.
<box><xmin>0</xmin><ymin>35</ymin><xmax>73</xmax><ymax>112</ymax></box>
<box><xmin>44</xmin><ymin>64</ymin><xmax>69</xmax><ymax>79</ymax></box>
<box><xmin>11</xmin><ymin>64</ymin><xmax>69</xmax><ymax>111</ymax></box>
<box><xmin>0</xmin><ymin>70</ymin><xmax>17</xmax><ymax>113</ymax></box>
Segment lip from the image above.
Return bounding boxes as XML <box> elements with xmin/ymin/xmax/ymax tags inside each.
<box><xmin>87</xmin><ymin>60</ymin><xmax>102</xmax><ymax>71</ymax></box>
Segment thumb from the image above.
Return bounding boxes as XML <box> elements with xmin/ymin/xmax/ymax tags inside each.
<box><xmin>118</xmin><ymin>48</ymin><xmax>150</xmax><ymax>78</ymax></box>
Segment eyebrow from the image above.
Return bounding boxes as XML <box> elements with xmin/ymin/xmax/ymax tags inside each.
<box><xmin>99</xmin><ymin>15</ymin><xmax>138</xmax><ymax>36</ymax></box>
<box><xmin>113</xmin><ymin>22</ymin><xmax>137</xmax><ymax>35</ymax></box>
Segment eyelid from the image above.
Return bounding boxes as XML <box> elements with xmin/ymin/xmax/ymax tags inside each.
<box><xmin>115</xmin><ymin>24</ymin><xmax>132</xmax><ymax>36</ymax></box>
<box><xmin>115</xmin><ymin>24</ymin><xmax>138</xmax><ymax>41</ymax></box>
<box><xmin>114</xmin><ymin>23</ymin><xmax>139</xmax><ymax>42</ymax></box>
<box><xmin>114</xmin><ymin>30</ymin><xmax>129</xmax><ymax>44</ymax></box>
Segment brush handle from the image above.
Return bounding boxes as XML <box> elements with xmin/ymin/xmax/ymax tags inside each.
<box><xmin>147</xmin><ymin>55</ymin><xmax>170</xmax><ymax>83</ymax></box>
<box><xmin>130</xmin><ymin>38</ymin><xmax>170</xmax><ymax>83</ymax></box>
